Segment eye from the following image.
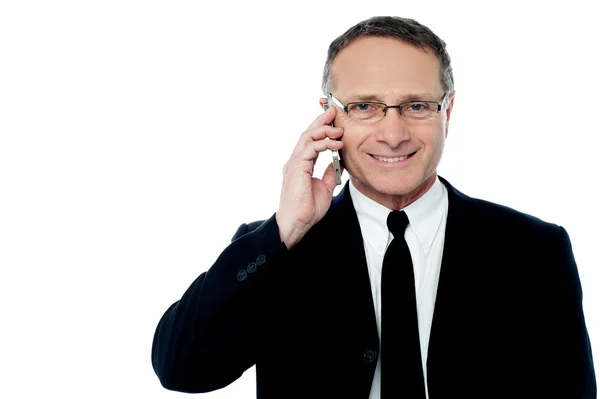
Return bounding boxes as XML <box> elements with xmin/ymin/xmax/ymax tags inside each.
<box><xmin>349</xmin><ymin>103</ymin><xmax>380</xmax><ymax>114</ymax></box>
<box><xmin>347</xmin><ymin>102</ymin><xmax>384</xmax><ymax>120</ymax></box>
<box><xmin>404</xmin><ymin>102</ymin><xmax>434</xmax><ymax>114</ymax></box>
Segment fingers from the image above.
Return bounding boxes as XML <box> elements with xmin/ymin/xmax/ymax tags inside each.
<box><xmin>307</xmin><ymin>104</ymin><xmax>337</xmax><ymax>131</ymax></box>
<box><xmin>285</xmin><ymin>107</ymin><xmax>344</xmax><ymax>176</ymax></box>
<box><xmin>291</xmin><ymin>106</ymin><xmax>343</xmax><ymax>156</ymax></box>
<box><xmin>307</xmin><ymin>124</ymin><xmax>343</xmax><ymax>142</ymax></box>
<box><xmin>321</xmin><ymin>160</ymin><xmax>344</xmax><ymax>193</ymax></box>
<box><xmin>299</xmin><ymin>138</ymin><xmax>343</xmax><ymax>162</ymax></box>
<box><xmin>283</xmin><ymin>139</ymin><xmax>343</xmax><ymax>181</ymax></box>
<box><xmin>293</xmin><ymin>108</ymin><xmax>343</xmax><ymax>153</ymax></box>
<box><xmin>292</xmin><ymin>125</ymin><xmax>343</xmax><ymax>157</ymax></box>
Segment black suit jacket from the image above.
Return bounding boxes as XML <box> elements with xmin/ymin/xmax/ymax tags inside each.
<box><xmin>152</xmin><ymin>176</ymin><xmax>596</xmax><ymax>398</ymax></box>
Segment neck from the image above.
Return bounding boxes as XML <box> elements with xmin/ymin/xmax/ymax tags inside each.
<box><xmin>351</xmin><ymin>172</ymin><xmax>437</xmax><ymax>211</ymax></box>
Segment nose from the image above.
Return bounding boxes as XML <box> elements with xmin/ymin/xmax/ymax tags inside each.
<box><xmin>375</xmin><ymin>107</ymin><xmax>410</xmax><ymax>148</ymax></box>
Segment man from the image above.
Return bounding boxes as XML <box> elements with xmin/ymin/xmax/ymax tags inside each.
<box><xmin>152</xmin><ymin>16</ymin><xmax>596</xmax><ymax>398</ymax></box>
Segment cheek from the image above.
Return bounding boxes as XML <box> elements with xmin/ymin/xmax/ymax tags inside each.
<box><xmin>417</xmin><ymin>127</ymin><xmax>446</xmax><ymax>160</ymax></box>
<box><xmin>340</xmin><ymin>131</ymin><xmax>371</xmax><ymax>172</ymax></box>
<box><xmin>341</xmin><ymin>126</ymin><xmax>370</xmax><ymax>151</ymax></box>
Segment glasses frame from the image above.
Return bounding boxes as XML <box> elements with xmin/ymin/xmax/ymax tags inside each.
<box><xmin>327</xmin><ymin>92</ymin><xmax>446</xmax><ymax>121</ymax></box>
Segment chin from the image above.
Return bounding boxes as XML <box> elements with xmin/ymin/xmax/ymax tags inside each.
<box><xmin>367</xmin><ymin>177</ymin><xmax>419</xmax><ymax>197</ymax></box>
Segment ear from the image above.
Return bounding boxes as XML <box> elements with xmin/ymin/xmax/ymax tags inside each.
<box><xmin>319</xmin><ymin>97</ymin><xmax>328</xmax><ymax>111</ymax></box>
<box><xmin>444</xmin><ymin>91</ymin><xmax>455</xmax><ymax>138</ymax></box>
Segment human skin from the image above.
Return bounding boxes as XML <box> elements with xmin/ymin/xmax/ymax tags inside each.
<box><xmin>276</xmin><ymin>36</ymin><xmax>455</xmax><ymax>249</ymax></box>
<box><xmin>320</xmin><ymin>36</ymin><xmax>455</xmax><ymax>211</ymax></box>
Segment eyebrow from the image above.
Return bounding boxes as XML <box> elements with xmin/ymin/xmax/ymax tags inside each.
<box><xmin>351</xmin><ymin>93</ymin><xmax>439</xmax><ymax>103</ymax></box>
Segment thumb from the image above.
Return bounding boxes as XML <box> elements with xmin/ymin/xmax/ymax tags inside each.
<box><xmin>321</xmin><ymin>160</ymin><xmax>343</xmax><ymax>192</ymax></box>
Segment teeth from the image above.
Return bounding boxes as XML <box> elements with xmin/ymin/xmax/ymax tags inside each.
<box><xmin>373</xmin><ymin>154</ymin><xmax>410</xmax><ymax>162</ymax></box>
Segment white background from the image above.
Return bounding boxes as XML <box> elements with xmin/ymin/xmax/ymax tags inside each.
<box><xmin>1</xmin><ymin>1</ymin><xmax>598</xmax><ymax>398</ymax></box>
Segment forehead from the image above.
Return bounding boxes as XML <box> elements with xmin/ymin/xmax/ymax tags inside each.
<box><xmin>330</xmin><ymin>36</ymin><xmax>443</xmax><ymax>98</ymax></box>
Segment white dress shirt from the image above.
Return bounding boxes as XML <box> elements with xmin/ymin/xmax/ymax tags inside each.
<box><xmin>349</xmin><ymin>176</ymin><xmax>449</xmax><ymax>399</ymax></box>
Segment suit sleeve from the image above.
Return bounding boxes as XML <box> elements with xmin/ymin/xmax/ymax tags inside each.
<box><xmin>546</xmin><ymin>226</ymin><xmax>596</xmax><ymax>398</ymax></box>
<box><xmin>151</xmin><ymin>212</ymin><xmax>289</xmax><ymax>393</ymax></box>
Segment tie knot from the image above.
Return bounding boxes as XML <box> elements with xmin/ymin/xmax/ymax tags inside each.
<box><xmin>387</xmin><ymin>210</ymin><xmax>409</xmax><ymax>238</ymax></box>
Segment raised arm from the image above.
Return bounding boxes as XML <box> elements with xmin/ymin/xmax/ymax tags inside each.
<box><xmin>151</xmin><ymin>214</ymin><xmax>287</xmax><ymax>393</ymax></box>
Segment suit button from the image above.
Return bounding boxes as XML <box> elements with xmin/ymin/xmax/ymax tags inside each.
<box><xmin>247</xmin><ymin>262</ymin><xmax>257</xmax><ymax>273</ymax></box>
<box><xmin>363</xmin><ymin>349</ymin><xmax>377</xmax><ymax>363</ymax></box>
<box><xmin>256</xmin><ymin>254</ymin><xmax>266</xmax><ymax>265</ymax></box>
<box><xmin>237</xmin><ymin>270</ymin><xmax>248</xmax><ymax>281</ymax></box>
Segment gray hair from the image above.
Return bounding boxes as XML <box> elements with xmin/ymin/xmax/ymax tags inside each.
<box><xmin>321</xmin><ymin>16</ymin><xmax>454</xmax><ymax>96</ymax></box>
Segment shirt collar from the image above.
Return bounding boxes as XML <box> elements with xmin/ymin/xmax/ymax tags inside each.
<box><xmin>349</xmin><ymin>176</ymin><xmax>447</xmax><ymax>256</ymax></box>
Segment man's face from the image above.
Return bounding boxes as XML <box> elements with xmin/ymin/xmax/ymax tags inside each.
<box><xmin>323</xmin><ymin>36</ymin><xmax>454</xmax><ymax>208</ymax></box>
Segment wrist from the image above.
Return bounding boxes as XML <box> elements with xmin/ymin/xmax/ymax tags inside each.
<box><xmin>275</xmin><ymin>212</ymin><xmax>306</xmax><ymax>250</ymax></box>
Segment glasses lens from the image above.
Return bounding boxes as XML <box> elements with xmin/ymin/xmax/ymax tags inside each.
<box><xmin>347</xmin><ymin>103</ymin><xmax>386</xmax><ymax>121</ymax></box>
<box><xmin>401</xmin><ymin>102</ymin><xmax>437</xmax><ymax>120</ymax></box>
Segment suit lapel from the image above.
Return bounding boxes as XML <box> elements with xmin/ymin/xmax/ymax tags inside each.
<box><xmin>325</xmin><ymin>177</ymin><xmax>476</xmax><ymax>388</ymax></box>
<box><xmin>328</xmin><ymin>182</ymin><xmax>381</xmax><ymax>347</ymax></box>
<box><xmin>426</xmin><ymin>176</ymin><xmax>476</xmax><ymax>390</ymax></box>
<box><xmin>327</xmin><ymin>178</ymin><xmax>475</xmax><ymax>355</ymax></box>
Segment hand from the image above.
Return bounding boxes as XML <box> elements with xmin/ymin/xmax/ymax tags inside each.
<box><xmin>276</xmin><ymin>106</ymin><xmax>344</xmax><ymax>250</ymax></box>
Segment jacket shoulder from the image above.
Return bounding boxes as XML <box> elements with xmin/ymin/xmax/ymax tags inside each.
<box><xmin>466</xmin><ymin>194</ymin><xmax>562</xmax><ymax>234</ymax></box>
<box><xmin>230</xmin><ymin>219</ymin><xmax>270</xmax><ymax>241</ymax></box>
<box><xmin>440</xmin><ymin>176</ymin><xmax>562</xmax><ymax>236</ymax></box>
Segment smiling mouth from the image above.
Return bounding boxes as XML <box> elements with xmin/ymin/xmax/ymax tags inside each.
<box><xmin>370</xmin><ymin>151</ymin><xmax>417</xmax><ymax>163</ymax></box>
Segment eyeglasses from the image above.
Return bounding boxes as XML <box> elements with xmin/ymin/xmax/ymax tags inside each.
<box><xmin>328</xmin><ymin>92</ymin><xmax>446</xmax><ymax>122</ymax></box>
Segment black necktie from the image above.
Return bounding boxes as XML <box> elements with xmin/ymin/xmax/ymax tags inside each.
<box><xmin>381</xmin><ymin>210</ymin><xmax>426</xmax><ymax>398</ymax></box>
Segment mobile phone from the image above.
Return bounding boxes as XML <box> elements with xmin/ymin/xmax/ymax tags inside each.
<box><xmin>323</xmin><ymin>103</ymin><xmax>342</xmax><ymax>185</ymax></box>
